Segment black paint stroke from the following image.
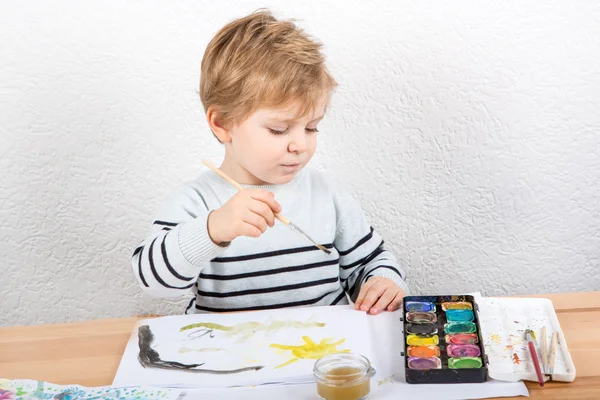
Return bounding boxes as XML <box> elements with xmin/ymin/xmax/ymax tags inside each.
<box><xmin>187</xmin><ymin>327</ymin><xmax>216</xmax><ymax>339</ymax></box>
<box><xmin>137</xmin><ymin>325</ymin><xmax>264</xmax><ymax>374</ymax></box>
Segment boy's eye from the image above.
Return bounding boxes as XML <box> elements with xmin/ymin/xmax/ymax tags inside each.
<box><xmin>268</xmin><ymin>128</ymin><xmax>287</xmax><ymax>135</ymax></box>
<box><xmin>267</xmin><ymin>127</ymin><xmax>319</xmax><ymax>135</ymax></box>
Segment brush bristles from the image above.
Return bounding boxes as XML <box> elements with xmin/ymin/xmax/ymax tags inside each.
<box><xmin>316</xmin><ymin>244</ymin><xmax>331</xmax><ymax>254</ymax></box>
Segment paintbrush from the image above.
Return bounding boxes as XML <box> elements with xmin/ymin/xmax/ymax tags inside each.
<box><xmin>548</xmin><ymin>331</ymin><xmax>558</xmax><ymax>375</ymax></box>
<box><xmin>541</xmin><ymin>326</ymin><xmax>548</xmax><ymax>374</ymax></box>
<box><xmin>202</xmin><ymin>159</ymin><xmax>331</xmax><ymax>255</ymax></box>
<box><xmin>524</xmin><ymin>329</ymin><xmax>545</xmax><ymax>386</ymax></box>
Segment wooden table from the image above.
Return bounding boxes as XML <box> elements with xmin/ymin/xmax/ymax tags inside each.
<box><xmin>1</xmin><ymin>292</ymin><xmax>598</xmax><ymax>399</ymax></box>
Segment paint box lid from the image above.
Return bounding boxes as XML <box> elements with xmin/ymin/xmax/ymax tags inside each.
<box><xmin>476</xmin><ymin>296</ymin><xmax>576</xmax><ymax>383</ymax></box>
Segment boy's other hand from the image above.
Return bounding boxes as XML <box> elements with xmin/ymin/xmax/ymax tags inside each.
<box><xmin>208</xmin><ymin>189</ymin><xmax>282</xmax><ymax>244</ymax></box>
<box><xmin>354</xmin><ymin>277</ymin><xmax>405</xmax><ymax>315</ymax></box>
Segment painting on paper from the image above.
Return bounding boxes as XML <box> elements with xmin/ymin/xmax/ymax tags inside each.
<box><xmin>113</xmin><ymin>305</ymin><xmax>374</xmax><ymax>389</ymax></box>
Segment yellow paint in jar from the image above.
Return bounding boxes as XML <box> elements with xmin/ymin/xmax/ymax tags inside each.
<box><xmin>314</xmin><ymin>353</ymin><xmax>372</xmax><ymax>400</ymax></box>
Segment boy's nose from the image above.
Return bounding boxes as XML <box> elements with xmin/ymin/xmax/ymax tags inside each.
<box><xmin>287</xmin><ymin>130</ymin><xmax>307</xmax><ymax>153</ymax></box>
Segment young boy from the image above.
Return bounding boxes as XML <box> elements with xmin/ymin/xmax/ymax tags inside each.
<box><xmin>132</xmin><ymin>10</ymin><xmax>409</xmax><ymax>315</ymax></box>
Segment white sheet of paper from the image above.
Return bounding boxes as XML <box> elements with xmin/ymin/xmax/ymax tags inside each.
<box><xmin>178</xmin><ymin>380</ymin><xmax>528</xmax><ymax>400</ymax></box>
<box><xmin>177</xmin><ymin>307</ymin><xmax>529</xmax><ymax>399</ymax></box>
<box><xmin>113</xmin><ymin>305</ymin><xmax>374</xmax><ymax>389</ymax></box>
<box><xmin>113</xmin><ymin>301</ymin><xmax>528</xmax><ymax>399</ymax></box>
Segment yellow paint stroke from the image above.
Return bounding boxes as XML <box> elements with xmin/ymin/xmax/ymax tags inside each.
<box><xmin>269</xmin><ymin>336</ymin><xmax>350</xmax><ymax>368</ymax></box>
<box><xmin>180</xmin><ymin>317</ymin><xmax>326</xmax><ymax>342</ymax></box>
<box><xmin>275</xmin><ymin>358</ymin><xmax>300</xmax><ymax>369</ymax></box>
<box><xmin>178</xmin><ymin>347</ymin><xmax>226</xmax><ymax>354</ymax></box>
<box><xmin>490</xmin><ymin>334</ymin><xmax>502</xmax><ymax>344</ymax></box>
<box><xmin>377</xmin><ymin>377</ymin><xmax>392</xmax><ymax>386</ymax></box>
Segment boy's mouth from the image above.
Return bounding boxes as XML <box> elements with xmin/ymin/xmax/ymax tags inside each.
<box><xmin>280</xmin><ymin>163</ymin><xmax>301</xmax><ymax>171</ymax></box>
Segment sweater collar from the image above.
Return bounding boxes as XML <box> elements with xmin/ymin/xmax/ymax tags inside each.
<box><xmin>203</xmin><ymin>167</ymin><xmax>308</xmax><ymax>196</ymax></box>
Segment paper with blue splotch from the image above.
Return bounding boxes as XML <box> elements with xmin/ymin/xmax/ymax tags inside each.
<box><xmin>0</xmin><ymin>379</ymin><xmax>183</xmax><ymax>400</ymax></box>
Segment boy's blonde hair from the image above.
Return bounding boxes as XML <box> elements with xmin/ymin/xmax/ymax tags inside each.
<box><xmin>199</xmin><ymin>9</ymin><xmax>337</xmax><ymax>132</ymax></box>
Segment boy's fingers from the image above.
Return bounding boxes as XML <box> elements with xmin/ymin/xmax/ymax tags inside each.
<box><xmin>359</xmin><ymin>282</ymin><xmax>384</xmax><ymax>312</ymax></box>
<box><xmin>387</xmin><ymin>292</ymin><xmax>404</xmax><ymax>311</ymax></box>
<box><xmin>354</xmin><ymin>298</ymin><xmax>362</xmax><ymax>310</ymax></box>
<box><xmin>354</xmin><ymin>279</ymin><xmax>374</xmax><ymax>309</ymax></box>
<box><xmin>249</xmin><ymin>200</ymin><xmax>275</xmax><ymax>227</ymax></box>
<box><xmin>241</xmin><ymin>222</ymin><xmax>262</xmax><ymax>238</ymax></box>
<box><xmin>370</xmin><ymin>288</ymin><xmax>395</xmax><ymax>314</ymax></box>
<box><xmin>243</xmin><ymin>211</ymin><xmax>268</xmax><ymax>233</ymax></box>
<box><xmin>248</xmin><ymin>189</ymin><xmax>282</xmax><ymax>213</ymax></box>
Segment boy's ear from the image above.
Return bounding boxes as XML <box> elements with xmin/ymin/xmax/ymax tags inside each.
<box><xmin>206</xmin><ymin>106</ymin><xmax>231</xmax><ymax>143</ymax></box>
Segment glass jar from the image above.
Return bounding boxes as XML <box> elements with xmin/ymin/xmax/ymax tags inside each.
<box><xmin>313</xmin><ymin>353</ymin><xmax>373</xmax><ymax>400</ymax></box>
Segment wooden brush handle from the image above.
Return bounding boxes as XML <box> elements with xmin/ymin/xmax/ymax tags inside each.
<box><xmin>202</xmin><ymin>160</ymin><xmax>244</xmax><ymax>191</ymax></box>
<box><xmin>276</xmin><ymin>214</ymin><xmax>290</xmax><ymax>225</ymax></box>
<box><xmin>549</xmin><ymin>332</ymin><xmax>558</xmax><ymax>369</ymax></box>
<box><xmin>202</xmin><ymin>159</ymin><xmax>290</xmax><ymax>226</ymax></box>
<box><xmin>541</xmin><ymin>327</ymin><xmax>548</xmax><ymax>370</ymax></box>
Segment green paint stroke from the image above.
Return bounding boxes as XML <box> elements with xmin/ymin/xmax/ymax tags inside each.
<box><xmin>179</xmin><ymin>318</ymin><xmax>326</xmax><ymax>341</ymax></box>
<box><xmin>180</xmin><ymin>322</ymin><xmax>232</xmax><ymax>332</ymax></box>
<box><xmin>178</xmin><ymin>347</ymin><xmax>227</xmax><ymax>354</ymax></box>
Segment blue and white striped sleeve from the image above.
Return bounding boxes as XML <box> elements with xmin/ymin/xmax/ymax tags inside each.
<box><xmin>131</xmin><ymin>185</ymin><xmax>225</xmax><ymax>298</ymax></box>
<box><xmin>333</xmin><ymin>187</ymin><xmax>409</xmax><ymax>301</ymax></box>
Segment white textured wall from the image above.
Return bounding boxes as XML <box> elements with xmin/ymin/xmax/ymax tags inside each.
<box><xmin>1</xmin><ymin>1</ymin><xmax>599</xmax><ymax>326</ymax></box>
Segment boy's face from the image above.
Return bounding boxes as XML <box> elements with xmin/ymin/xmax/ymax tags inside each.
<box><xmin>223</xmin><ymin>99</ymin><xmax>326</xmax><ymax>185</ymax></box>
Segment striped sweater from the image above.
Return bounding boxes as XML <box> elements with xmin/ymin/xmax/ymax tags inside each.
<box><xmin>131</xmin><ymin>167</ymin><xmax>409</xmax><ymax>313</ymax></box>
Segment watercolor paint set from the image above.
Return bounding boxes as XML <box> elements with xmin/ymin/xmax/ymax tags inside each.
<box><xmin>401</xmin><ymin>295</ymin><xmax>488</xmax><ymax>384</ymax></box>
<box><xmin>400</xmin><ymin>294</ymin><xmax>576</xmax><ymax>385</ymax></box>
